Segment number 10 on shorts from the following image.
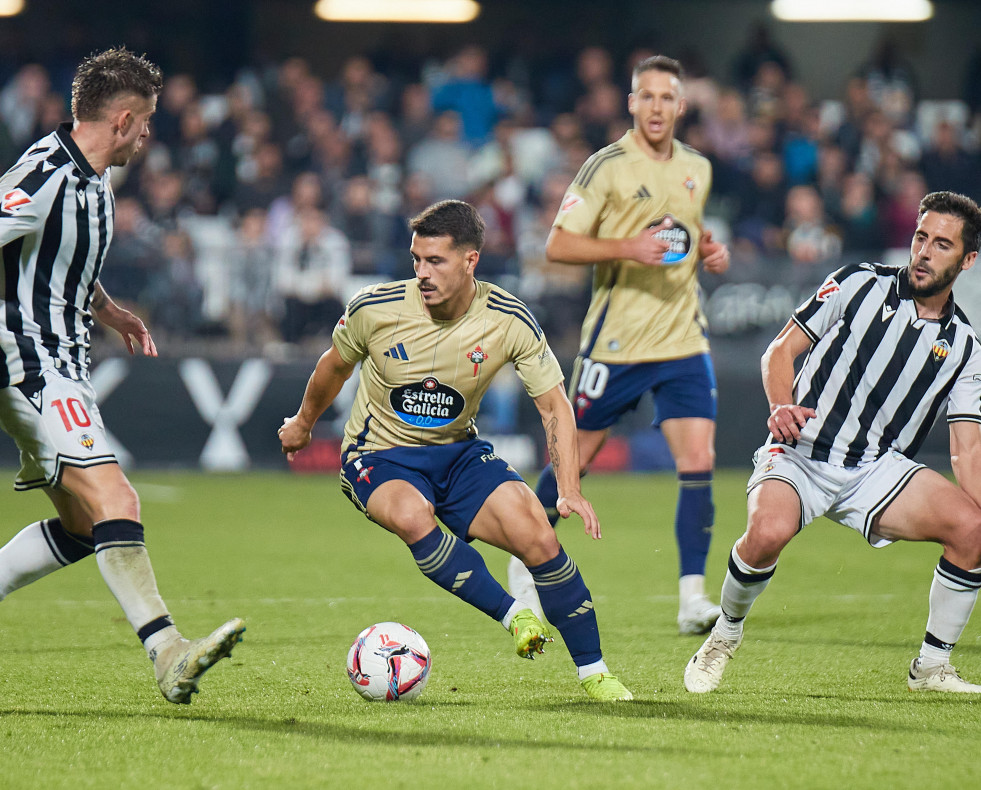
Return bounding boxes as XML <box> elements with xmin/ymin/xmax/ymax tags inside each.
<box><xmin>51</xmin><ymin>398</ymin><xmax>92</xmax><ymax>432</ymax></box>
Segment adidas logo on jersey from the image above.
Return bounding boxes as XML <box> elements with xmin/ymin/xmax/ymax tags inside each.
<box><xmin>633</xmin><ymin>185</ymin><xmax>652</xmax><ymax>199</ymax></box>
<box><xmin>384</xmin><ymin>343</ymin><xmax>409</xmax><ymax>361</ymax></box>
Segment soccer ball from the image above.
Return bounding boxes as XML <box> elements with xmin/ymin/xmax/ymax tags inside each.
<box><xmin>346</xmin><ymin>622</ymin><xmax>431</xmax><ymax>701</ymax></box>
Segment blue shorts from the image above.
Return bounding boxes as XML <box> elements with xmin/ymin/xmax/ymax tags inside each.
<box><xmin>569</xmin><ymin>353</ymin><xmax>717</xmax><ymax>431</ymax></box>
<box><xmin>340</xmin><ymin>439</ymin><xmax>524</xmax><ymax>540</ymax></box>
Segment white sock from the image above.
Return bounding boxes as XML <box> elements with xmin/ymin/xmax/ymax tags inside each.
<box><xmin>576</xmin><ymin>659</ymin><xmax>610</xmax><ymax>680</ymax></box>
<box><xmin>501</xmin><ymin>599</ymin><xmax>526</xmax><ymax>630</ymax></box>
<box><xmin>679</xmin><ymin>574</ymin><xmax>707</xmax><ymax>603</ymax></box>
<box><xmin>0</xmin><ymin>519</ymin><xmax>93</xmax><ymax>599</ymax></box>
<box><xmin>919</xmin><ymin>562</ymin><xmax>981</xmax><ymax>667</ymax></box>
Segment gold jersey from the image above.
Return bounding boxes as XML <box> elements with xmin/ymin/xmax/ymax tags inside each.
<box><xmin>554</xmin><ymin>130</ymin><xmax>713</xmax><ymax>363</ymax></box>
<box><xmin>331</xmin><ymin>278</ymin><xmax>564</xmax><ymax>461</ymax></box>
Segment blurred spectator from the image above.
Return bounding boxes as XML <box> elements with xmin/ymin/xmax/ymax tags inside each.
<box><xmin>836</xmin><ymin>172</ymin><xmax>884</xmax><ymax>255</ymax></box>
<box><xmin>733</xmin><ymin>151</ymin><xmax>786</xmax><ymax>255</ymax></box>
<box><xmin>334</xmin><ymin>174</ymin><xmax>403</xmax><ymax>277</ymax></box>
<box><xmin>232</xmin><ymin>140</ymin><xmax>289</xmax><ymax>213</ymax></box>
<box><xmin>861</xmin><ymin>37</ymin><xmax>917</xmax><ymax>128</ymax></box>
<box><xmin>176</xmin><ymin>102</ymin><xmax>221</xmax><ymax>214</ymax></box>
<box><xmin>274</xmin><ymin>207</ymin><xmax>352</xmax><ymax>343</ymax></box>
<box><xmin>431</xmin><ymin>45</ymin><xmax>498</xmax><ymax>146</ymax></box>
<box><xmin>835</xmin><ymin>76</ymin><xmax>876</xmax><ymax>166</ymax></box>
<box><xmin>153</xmin><ymin>73</ymin><xmax>198</xmax><ymax>153</ymax></box>
<box><xmin>0</xmin><ymin>64</ymin><xmax>50</xmax><ymax>146</ymax></box>
<box><xmin>705</xmin><ymin>89</ymin><xmax>752</xmax><ymax>166</ymax></box>
<box><xmin>732</xmin><ymin>22</ymin><xmax>793</xmax><ymax>92</ymax></box>
<box><xmin>406</xmin><ymin>111</ymin><xmax>471</xmax><ymax>201</ymax></box>
<box><xmin>266</xmin><ymin>170</ymin><xmax>326</xmax><ymax>242</ymax></box>
<box><xmin>881</xmin><ymin>169</ymin><xmax>928</xmax><ymax>249</ymax></box>
<box><xmin>397</xmin><ymin>83</ymin><xmax>434</xmax><ymax>152</ymax></box>
<box><xmin>782</xmin><ymin>185</ymin><xmax>842</xmax><ymax>266</ymax></box>
<box><xmin>920</xmin><ymin>120</ymin><xmax>980</xmax><ymax>201</ymax></box>
<box><xmin>226</xmin><ymin>208</ymin><xmax>280</xmax><ymax>349</ymax></box>
<box><xmin>577</xmin><ymin>80</ymin><xmax>626</xmax><ymax>151</ymax></box>
<box><xmin>99</xmin><ymin>197</ymin><xmax>164</xmax><ymax>308</ymax></box>
<box><xmin>148</xmin><ymin>230</ymin><xmax>205</xmax><ymax>337</ymax></box>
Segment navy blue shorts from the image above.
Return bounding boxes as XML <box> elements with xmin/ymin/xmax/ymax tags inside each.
<box><xmin>340</xmin><ymin>439</ymin><xmax>525</xmax><ymax>540</ymax></box>
<box><xmin>570</xmin><ymin>353</ymin><xmax>717</xmax><ymax>431</ymax></box>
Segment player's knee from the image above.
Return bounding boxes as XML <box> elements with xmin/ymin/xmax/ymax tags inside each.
<box><xmin>675</xmin><ymin>450</ymin><xmax>715</xmax><ymax>475</ymax></box>
<box><xmin>513</xmin><ymin>524</ymin><xmax>560</xmax><ymax>566</ymax></box>
<box><xmin>952</xmin><ymin>509</ymin><xmax>981</xmax><ymax>568</ymax></box>
<box><xmin>743</xmin><ymin>515</ymin><xmax>795</xmax><ymax>564</ymax></box>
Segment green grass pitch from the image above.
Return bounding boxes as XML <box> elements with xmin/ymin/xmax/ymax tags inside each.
<box><xmin>0</xmin><ymin>469</ymin><xmax>978</xmax><ymax>788</ymax></box>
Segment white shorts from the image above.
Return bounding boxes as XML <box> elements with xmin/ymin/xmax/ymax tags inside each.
<box><xmin>747</xmin><ymin>443</ymin><xmax>925</xmax><ymax>547</ymax></box>
<box><xmin>0</xmin><ymin>372</ymin><xmax>116</xmax><ymax>490</ymax></box>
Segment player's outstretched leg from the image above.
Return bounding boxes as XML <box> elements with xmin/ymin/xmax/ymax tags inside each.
<box><xmin>92</xmin><ymin>519</ymin><xmax>245</xmax><ymax>703</ymax></box>
<box><xmin>152</xmin><ymin>618</ymin><xmax>246</xmax><ymax>704</ymax></box>
<box><xmin>907</xmin><ymin>558</ymin><xmax>981</xmax><ymax>693</ymax></box>
<box><xmin>528</xmin><ymin>547</ymin><xmax>632</xmax><ymax>701</ymax></box>
<box><xmin>676</xmin><ymin>471</ymin><xmax>721</xmax><ymax>635</ymax></box>
<box><xmin>684</xmin><ymin>544</ymin><xmax>776</xmax><ymax>693</ymax></box>
<box><xmin>0</xmin><ymin>518</ymin><xmax>94</xmax><ymax>600</ymax></box>
<box><xmin>408</xmin><ymin>527</ymin><xmax>551</xmax><ymax>658</ymax></box>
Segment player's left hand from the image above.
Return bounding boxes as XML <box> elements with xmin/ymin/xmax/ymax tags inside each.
<box><xmin>557</xmin><ymin>493</ymin><xmax>602</xmax><ymax>539</ymax></box>
<box><xmin>278</xmin><ymin>415</ymin><xmax>312</xmax><ymax>461</ymax></box>
<box><xmin>699</xmin><ymin>231</ymin><xmax>730</xmax><ymax>274</ymax></box>
<box><xmin>102</xmin><ymin>306</ymin><xmax>157</xmax><ymax>357</ymax></box>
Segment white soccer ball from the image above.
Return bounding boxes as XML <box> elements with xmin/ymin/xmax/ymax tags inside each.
<box><xmin>346</xmin><ymin>622</ymin><xmax>431</xmax><ymax>701</ymax></box>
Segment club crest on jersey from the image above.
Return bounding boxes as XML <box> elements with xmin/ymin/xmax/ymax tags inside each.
<box><xmin>647</xmin><ymin>214</ymin><xmax>691</xmax><ymax>264</ymax></box>
<box><xmin>79</xmin><ymin>434</ymin><xmax>95</xmax><ymax>451</ymax></box>
<box><xmin>390</xmin><ymin>377</ymin><xmax>465</xmax><ymax>427</ymax></box>
<box><xmin>466</xmin><ymin>345</ymin><xmax>488</xmax><ymax>376</ymax></box>
<box><xmin>559</xmin><ymin>192</ymin><xmax>583</xmax><ymax>214</ymax></box>
<box><xmin>683</xmin><ymin>176</ymin><xmax>696</xmax><ymax>197</ymax></box>
<box><xmin>1</xmin><ymin>188</ymin><xmax>31</xmax><ymax>214</ymax></box>
<box><xmin>816</xmin><ymin>278</ymin><xmax>840</xmax><ymax>301</ymax></box>
<box><xmin>933</xmin><ymin>339</ymin><xmax>951</xmax><ymax>362</ymax></box>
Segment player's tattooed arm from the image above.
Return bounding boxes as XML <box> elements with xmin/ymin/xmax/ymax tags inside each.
<box><xmin>533</xmin><ymin>385</ymin><xmax>601</xmax><ymax>538</ymax></box>
<box><xmin>90</xmin><ymin>280</ymin><xmax>157</xmax><ymax>357</ymax></box>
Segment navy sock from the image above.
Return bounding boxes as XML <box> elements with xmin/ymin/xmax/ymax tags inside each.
<box><xmin>409</xmin><ymin>528</ymin><xmax>513</xmax><ymax>621</ymax></box>
<box><xmin>675</xmin><ymin>471</ymin><xmax>714</xmax><ymax>576</ymax></box>
<box><xmin>533</xmin><ymin>464</ymin><xmax>560</xmax><ymax>528</ymax></box>
<box><xmin>529</xmin><ymin>548</ymin><xmax>602</xmax><ymax>667</ymax></box>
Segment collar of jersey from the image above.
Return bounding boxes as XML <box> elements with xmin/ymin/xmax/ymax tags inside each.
<box><xmin>896</xmin><ymin>266</ymin><xmax>955</xmax><ymax>328</ymax></box>
<box><xmin>55</xmin><ymin>123</ymin><xmax>99</xmax><ymax>180</ymax></box>
<box><xmin>413</xmin><ymin>278</ymin><xmax>482</xmax><ymax>324</ymax></box>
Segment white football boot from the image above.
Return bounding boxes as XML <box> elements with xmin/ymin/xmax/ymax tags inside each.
<box><xmin>908</xmin><ymin>658</ymin><xmax>981</xmax><ymax>693</ymax></box>
<box><xmin>678</xmin><ymin>574</ymin><xmax>722</xmax><ymax>635</ymax></box>
<box><xmin>152</xmin><ymin>618</ymin><xmax>246</xmax><ymax>704</ymax></box>
<box><xmin>684</xmin><ymin>627</ymin><xmax>741</xmax><ymax>693</ymax></box>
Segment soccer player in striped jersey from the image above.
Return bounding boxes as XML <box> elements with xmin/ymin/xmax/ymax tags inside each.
<box><xmin>0</xmin><ymin>48</ymin><xmax>243</xmax><ymax>704</ymax></box>
<box><xmin>279</xmin><ymin>200</ymin><xmax>632</xmax><ymax>701</ymax></box>
<box><xmin>507</xmin><ymin>55</ymin><xmax>731</xmax><ymax>635</ymax></box>
<box><xmin>685</xmin><ymin>191</ymin><xmax>981</xmax><ymax>694</ymax></box>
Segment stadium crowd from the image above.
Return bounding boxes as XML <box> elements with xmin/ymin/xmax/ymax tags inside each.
<box><xmin>2</xmin><ymin>30</ymin><xmax>979</xmax><ymax>357</ymax></box>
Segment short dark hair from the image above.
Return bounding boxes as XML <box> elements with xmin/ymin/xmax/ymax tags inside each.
<box><xmin>409</xmin><ymin>200</ymin><xmax>485</xmax><ymax>251</ymax></box>
<box><xmin>918</xmin><ymin>191</ymin><xmax>981</xmax><ymax>255</ymax></box>
<box><xmin>632</xmin><ymin>55</ymin><xmax>684</xmax><ymax>86</ymax></box>
<box><xmin>71</xmin><ymin>47</ymin><xmax>163</xmax><ymax>121</ymax></box>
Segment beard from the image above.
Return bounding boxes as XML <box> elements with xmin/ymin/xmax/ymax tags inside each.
<box><xmin>907</xmin><ymin>258</ymin><xmax>962</xmax><ymax>297</ymax></box>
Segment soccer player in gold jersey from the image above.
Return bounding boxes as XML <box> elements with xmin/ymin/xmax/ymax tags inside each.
<box><xmin>508</xmin><ymin>55</ymin><xmax>731</xmax><ymax>635</ymax></box>
<box><xmin>279</xmin><ymin>200</ymin><xmax>632</xmax><ymax>701</ymax></box>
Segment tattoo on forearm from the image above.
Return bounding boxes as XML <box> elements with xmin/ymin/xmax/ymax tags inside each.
<box><xmin>544</xmin><ymin>416</ymin><xmax>560</xmax><ymax>473</ymax></box>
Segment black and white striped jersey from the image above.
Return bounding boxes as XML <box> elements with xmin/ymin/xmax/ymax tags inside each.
<box><xmin>0</xmin><ymin>123</ymin><xmax>113</xmax><ymax>386</ymax></box>
<box><xmin>783</xmin><ymin>262</ymin><xmax>981</xmax><ymax>466</ymax></box>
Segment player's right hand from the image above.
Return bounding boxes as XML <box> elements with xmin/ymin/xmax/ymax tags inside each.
<box><xmin>278</xmin><ymin>415</ymin><xmax>312</xmax><ymax>461</ymax></box>
<box><xmin>557</xmin><ymin>493</ymin><xmax>602</xmax><ymax>539</ymax></box>
<box><xmin>625</xmin><ymin>216</ymin><xmax>673</xmax><ymax>266</ymax></box>
<box><xmin>767</xmin><ymin>404</ymin><xmax>816</xmax><ymax>442</ymax></box>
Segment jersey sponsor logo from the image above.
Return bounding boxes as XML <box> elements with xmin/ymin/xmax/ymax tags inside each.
<box><xmin>390</xmin><ymin>376</ymin><xmax>466</xmax><ymax>427</ymax></box>
<box><xmin>648</xmin><ymin>214</ymin><xmax>691</xmax><ymax>264</ymax></box>
<box><xmin>816</xmin><ymin>277</ymin><xmax>840</xmax><ymax>301</ymax></box>
<box><xmin>933</xmin><ymin>339</ymin><xmax>951</xmax><ymax>362</ymax></box>
<box><xmin>76</xmin><ymin>188</ymin><xmax>87</xmax><ymax>210</ymax></box>
<box><xmin>1</xmin><ymin>188</ymin><xmax>32</xmax><ymax>214</ymax></box>
<box><xmin>466</xmin><ymin>345</ymin><xmax>488</xmax><ymax>376</ymax></box>
<box><xmin>559</xmin><ymin>192</ymin><xmax>583</xmax><ymax>214</ymax></box>
<box><xmin>384</xmin><ymin>343</ymin><xmax>409</xmax><ymax>361</ymax></box>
